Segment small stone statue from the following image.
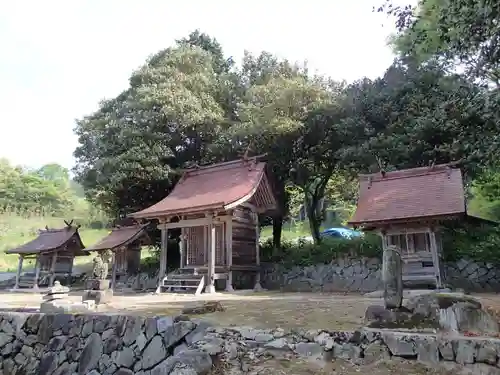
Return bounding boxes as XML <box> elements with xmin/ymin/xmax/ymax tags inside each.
<box><xmin>92</xmin><ymin>250</ymin><xmax>112</xmax><ymax>280</ymax></box>
<box><xmin>382</xmin><ymin>245</ymin><xmax>403</xmax><ymax>309</ymax></box>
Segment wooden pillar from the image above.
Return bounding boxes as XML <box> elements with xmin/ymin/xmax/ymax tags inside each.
<box><xmin>429</xmin><ymin>229</ymin><xmax>442</xmax><ymax>289</ymax></box>
<box><xmin>111</xmin><ymin>250</ymin><xmax>118</xmax><ymax>290</ymax></box>
<box><xmin>203</xmin><ymin>225</ymin><xmax>208</xmax><ymax>264</ymax></box>
<box><xmin>253</xmin><ymin>211</ymin><xmax>263</xmax><ymax>291</ymax></box>
<box><xmin>156</xmin><ymin>228</ymin><xmax>168</xmax><ymax>294</ymax></box>
<box><xmin>49</xmin><ymin>252</ymin><xmax>58</xmax><ymax>287</ymax></box>
<box><xmin>206</xmin><ymin>215</ymin><xmax>216</xmax><ymax>294</ymax></box>
<box><xmin>33</xmin><ymin>255</ymin><xmax>40</xmax><ymax>290</ymax></box>
<box><xmin>225</xmin><ymin>216</ymin><xmax>234</xmax><ymax>292</ymax></box>
<box><xmin>179</xmin><ymin>230</ymin><xmax>185</xmax><ymax>269</ymax></box>
<box><xmin>14</xmin><ymin>255</ymin><xmax>23</xmax><ymax>289</ymax></box>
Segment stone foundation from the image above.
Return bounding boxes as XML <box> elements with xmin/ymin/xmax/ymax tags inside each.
<box><xmin>2</xmin><ymin>312</ymin><xmax>500</xmax><ymax>374</ymax></box>
<box><xmin>117</xmin><ymin>258</ymin><xmax>500</xmax><ymax>293</ymax></box>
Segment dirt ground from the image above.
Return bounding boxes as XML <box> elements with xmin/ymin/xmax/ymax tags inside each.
<box><xmin>0</xmin><ymin>290</ymin><xmax>377</xmax><ymax>330</ymax></box>
<box><xmin>2</xmin><ymin>289</ymin><xmax>500</xmax><ymax>331</ymax></box>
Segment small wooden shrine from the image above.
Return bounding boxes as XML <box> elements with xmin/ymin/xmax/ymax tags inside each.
<box><xmin>85</xmin><ymin>223</ymin><xmax>150</xmax><ymax>289</ymax></box>
<box><xmin>349</xmin><ymin>164</ymin><xmax>480</xmax><ymax>289</ymax></box>
<box><xmin>6</xmin><ymin>221</ymin><xmax>89</xmax><ymax>290</ymax></box>
<box><xmin>130</xmin><ymin>156</ymin><xmax>277</xmax><ymax>294</ymax></box>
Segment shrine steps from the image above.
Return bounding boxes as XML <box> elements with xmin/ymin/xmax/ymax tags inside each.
<box><xmin>158</xmin><ymin>274</ymin><xmax>206</xmax><ymax>296</ymax></box>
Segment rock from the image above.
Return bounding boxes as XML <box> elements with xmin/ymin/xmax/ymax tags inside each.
<box><xmin>455</xmin><ymin>339</ymin><xmax>477</xmax><ymax>365</ymax></box>
<box><xmin>181</xmin><ymin>301</ymin><xmax>225</xmax><ymax>315</ymax></box>
<box><xmin>294</xmin><ymin>342</ymin><xmax>324</xmax><ymax>360</ymax></box>
<box><xmin>113</xmin><ymin>346</ymin><xmax>135</xmax><ymax>368</ymax></box>
<box><xmin>382</xmin><ymin>246</ymin><xmax>403</xmax><ymax>309</ymax></box>
<box><xmin>382</xmin><ymin>332</ymin><xmax>417</xmax><ymax>356</ymax></box>
<box><xmin>363</xmin><ymin>340</ymin><xmax>390</xmax><ymax>364</ymax></box>
<box><xmin>415</xmin><ymin>336</ymin><xmax>439</xmax><ymax>363</ymax></box>
<box><xmin>78</xmin><ymin>332</ymin><xmax>104</xmax><ymax>374</ymax></box>
<box><xmin>142</xmin><ymin>335</ymin><xmax>167</xmax><ymax>370</ymax></box>
<box><xmin>38</xmin><ymin>352</ymin><xmax>59</xmax><ymax>375</ymax></box>
<box><xmin>164</xmin><ymin>320</ymin><xmax>196</xmax><ymax>348</ymax></box>
<box><xmin>405</xmin><ymin>292</ymin><xmax>498</xmax><ymax>334</ymax></box>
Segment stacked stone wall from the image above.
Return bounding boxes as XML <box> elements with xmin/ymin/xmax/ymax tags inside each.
<box><xmin>2</xmin><ymin>312</ymin><xmax>500</xmax><ymax>374</ymax></box>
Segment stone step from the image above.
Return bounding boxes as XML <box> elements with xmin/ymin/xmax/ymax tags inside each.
<box><xmin>168</xmin><ymin>274</ymin><xmax>204</xmax><ymax>280</ymax></box>
<box><xmin>162</xmin><ymin>284</ymin><xmax>199</xmax><ymax>289</ymax></box>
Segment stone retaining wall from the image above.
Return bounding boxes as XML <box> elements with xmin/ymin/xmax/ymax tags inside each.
<box><xmin>1</xmin><ymin>312</ymin><xmax>500</xmax><ymax>374</ymax></box>
<box><xmin>260</xmin><ymin>257</ymin><xmax>500</xmax><ymax>293</ymax></box>
<box><xmin>121</xmin><ymin>258</ymin><xmax>500</xmax><ymax>293</ymax></box>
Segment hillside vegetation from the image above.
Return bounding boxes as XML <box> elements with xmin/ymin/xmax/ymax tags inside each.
<box><xmin>0</xmin><ymin>159</ymin><xmax>109</xmax><ymax>271</ymax></box>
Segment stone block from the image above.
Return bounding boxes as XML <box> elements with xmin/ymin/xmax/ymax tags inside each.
<box><xmin>86</xmin><ymin>279</ymin><xmax>110</xmax><ymax>291</ymax></box>
<box><xmin>82</xmin><ymin>289</ymin><xmax>113</xmax><ymax>305</ymax></box>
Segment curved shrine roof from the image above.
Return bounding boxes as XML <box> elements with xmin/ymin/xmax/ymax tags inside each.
<box><xmin>130</xmin><ymin>158</ymin><xmax>275</xmax><ymax>219</ymax></box>
<box><xmin>349</xmin><ymin>164</ymin><xmax>466</xmax><ymax>227</ymax></box>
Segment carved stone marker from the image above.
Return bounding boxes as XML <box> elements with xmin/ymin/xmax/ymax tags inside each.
<box><xmin>382</xmin><ymin>245</ymin><xmax>403</xmax><ymax>309</ymax></box>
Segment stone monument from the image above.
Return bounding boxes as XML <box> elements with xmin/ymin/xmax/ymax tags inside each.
<box><xmin>82</xmin><ymin>250</ymin><xmax>114</xmax><ymax>305</ymax></box>
<box><xmin>39</xmin><ymin>281</ymin><xmax>70</xmax><ymax>312</ymax></box>
<box><xmin>382</xmin><ymin>245</ymin><xmax>403</xmax><ymax>309</ymax></box>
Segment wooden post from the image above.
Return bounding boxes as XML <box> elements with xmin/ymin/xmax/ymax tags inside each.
<box><xmin>204</xmin><ymin>225</ymin><xmax>208</xmax><ymax>264</ymax></box>
<box><xmin>225</xmin><ymin>216</ymin><xmax>234</xmax><ymax>292</ymax></box>
<box><xmin>14</xmin><ymin>255</ymin><xmax>23</xmax><ymax>289</ymax></box>
<box><xmin>206</xmin><ymin>215</ymin><xmax>216</xmax><ymax>294</ymax></box>
<box><xmin>49</xmin><ymin>252</ymin><xmax>58</xmax><ymax>287</ymax></box>
<box><xmin>179</xmin><ymin>230</ymin><xmax>185</xmax><ymax>269</ymax></box>
<box><xmin>111</xmin><ymin>250</ymin><xmax>118</xmax><ymax>291</ymax></box>
<box><xmin>156</xmin><ymin>228</ymin><xmax>168</xmax><ymax>294</ymax></box>
<box><xmin>33</xmin><ymin>255</ymin><xmax>41</xmax><ymax>290</ymax></box>
<box><xmin>253</xmin><ymin>211</ymin><xmax>263</xmax><ymax>291</ymax></box>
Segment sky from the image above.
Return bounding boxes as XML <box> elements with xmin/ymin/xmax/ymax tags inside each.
<box><xmin>0</xmin><ymin>0</ymin><xmax>410</xmax><ymax>170</ymax></box>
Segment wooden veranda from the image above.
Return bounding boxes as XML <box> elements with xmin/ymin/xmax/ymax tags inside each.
<box><xmin>349</xmin><ymin>164</ymin><xmax>491</xmax><ymax>289</ymax></box>
<box><xmin>5</xmin><ymin>222</ymin><xmax>88</xmax><ymax>290</ymax></box>
<box><xmin>85</xmin><ymin>223</ymin><xmax>150</xmax><ymax>289</ymax></box>
<box><xmin>130</xmin><ymin>156</ymin><xmax>277</xmax><ymax>294</ymax></box>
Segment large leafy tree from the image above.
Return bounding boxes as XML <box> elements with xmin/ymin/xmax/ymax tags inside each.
<box><xmin>336</xmin><ymin>62</ymin><xmax>499</xmax><ymax>177</ymax></box>
<box><xmin>382</xmin><ymin>0</ymin><xmax>500</xmax><ymax>85</ymax></box>
<box><xmin>233</xmin><ymin>55</ymin><xmax>342</xmax><ymax>243</ymax></box>
<box><xmin>74</xmin><ymin>44</ymin><xmax>227</xmax><ymax>215</ymax></box>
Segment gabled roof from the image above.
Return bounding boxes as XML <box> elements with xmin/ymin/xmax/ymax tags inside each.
<box><xmin>349</xmin><ymin>164</ymin><xmax>466</xmax><ymax>227</ymax></box>
<box><xmin>85</xmin><ymin>224</ymin><xmax>150</xmax><ymax>252</ymax></box>
<box><xmin>6</xmin><ymin>225</ymin><xmax>88</xmax><ymax>256</ymax></box>
<box><xmin>130</xmin><ymin>158</ymin><xmax>277</xmax><ymax>219</ymax></box>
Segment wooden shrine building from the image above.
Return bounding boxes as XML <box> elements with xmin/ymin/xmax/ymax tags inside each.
<box><xmin>349</xmin><ymin>164</ymin><xmax>486</xmax><ymax>289</ymax></box>
<box><xmin>130</xmin><ymin>156</ymin><xmax>277</xmax><ymax>294</ymax></box>
<box><xmin>6</xmin><ymin>221</ymin><xmax>89</xmax><ymax>290</ymax></box>
<box><xmin>85</xmin><ymin>223</ymin><xmax>150</xmax><ymax>288</ymax></box>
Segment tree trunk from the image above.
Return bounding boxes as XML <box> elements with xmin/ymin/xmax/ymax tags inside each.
<box><xmin>272</xmin><ymin>216</ymin><xmax>283</xmax><ymax>248</ymax></box>
<box><xmin>304</xmin><ymin>177</ymin><xmax>329</xmax><ymax>244</ymax></box>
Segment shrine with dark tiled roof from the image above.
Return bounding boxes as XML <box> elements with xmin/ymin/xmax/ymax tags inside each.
<box><xmin>129</xmin><ymin>155</ymin><xmax>277</xmax><ymax>295</ymax></box>
<box><xmin>349</xmin><ymin>164</ymin><xmax>491</xmax><ymax>289</ymax></box>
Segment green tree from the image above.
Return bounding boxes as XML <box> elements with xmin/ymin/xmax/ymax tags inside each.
<box><xmin>382</xmin><ymin>0</ymin><xmax>500</xmax><ymax>85</ymax></box>
<box><xmin>74</xmin><ymin>44</ymin><xmax>227</xmax><ymax>216</ymax></box>
<box><xmin>335</xmin><ymin>62</ymin><xmax>499</xmax><ymax>176</ymax></box>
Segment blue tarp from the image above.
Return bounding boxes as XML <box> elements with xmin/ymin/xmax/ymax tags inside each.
<box><xmin>321</xmin><ymin>227</ymin><xmax>363</xmax><ymax>239</ymax></box>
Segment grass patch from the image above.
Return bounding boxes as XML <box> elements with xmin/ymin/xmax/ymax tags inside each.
<box><xmin>0</xmin><ymin>211</ymin><xmax>158</xmax><ymax>272</ymax></box>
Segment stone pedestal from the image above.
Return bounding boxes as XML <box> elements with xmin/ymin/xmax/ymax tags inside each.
<box><xmin>85</xmin><ymin>279</ymin><xmax>110</xmax><ymax>291</ymax></box>
<box><xmin>82</xmin><ymin>289</ymin><xmax>114</xmax><ymax>305</ymax></box>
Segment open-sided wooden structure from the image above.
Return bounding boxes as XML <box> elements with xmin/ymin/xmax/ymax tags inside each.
<box><xmin>6</xmin><ymin>222</ymin><xmax>88</xmax><ymax>290</ymax></box>
<box><xmin>349</xmin><ymin>164</ymin><xmax>481</xmax><ymax>289</ymax></box>
<box><xmin>130</xmin><ymin>156</ymin><xmax>277</xmax><ymax>294</ymax></box>
<box><xmin>85</xmin><ymin>224</ymin><xmax>150</xmax><ymax>289</ymax></box>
